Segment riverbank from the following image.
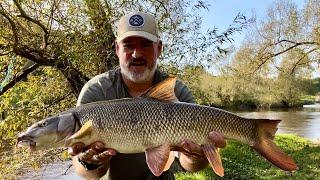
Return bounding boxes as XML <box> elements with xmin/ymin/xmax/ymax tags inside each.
<box><xmin>2</xmin><ymin>135</ymin><xmax>319</xmax><ymax>179</ymax></box>
<box><xmin>202</xmin><ymin>95</ymin><xmax>318</xmax><ymax>110</ymax></box>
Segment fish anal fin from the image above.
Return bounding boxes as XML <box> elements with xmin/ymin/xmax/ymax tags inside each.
<box><xmin>65</xmin><ymin>120</ymin><xmax>93</xmax><ymax>147</ymax></box>
<box><xmin>145</xmin><ymin>144</ymin><xmax>171</xmax><ymax>176</ymax></box>
<box><xmin>144</xmin><ymin>77</ymin><xmax>179</xmax><ymax>102</ymax></box>
<box><xmin>201</xmin><ymin>144</ymin><xmax>224</xmax><ymax>177</ymax></box>
<box><xmin>253</xmin><ymin>119</ymin><xmax>298</xmax><ymax>171</ymax></box>
<box><xmin>208</xmin><ymin>131</ymin><xmax>226</xmax><ymax>148</ymax></box>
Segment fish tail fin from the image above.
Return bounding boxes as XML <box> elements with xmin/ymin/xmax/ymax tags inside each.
<box><xmin>252</xmin><ymin>119</ymin><xmax>298</xmax><ymax>171</ymax></box>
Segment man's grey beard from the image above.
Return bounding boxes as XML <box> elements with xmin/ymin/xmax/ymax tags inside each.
<box><xmin>120</xmin><ymin>63</ymin><xmax>157</xmax><ymax>83</ymax></box>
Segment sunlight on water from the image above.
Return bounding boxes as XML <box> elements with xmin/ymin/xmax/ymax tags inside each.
<box><xmin>236</xmin><ymin>104</ymin><xmax>320</xmax><ymax>141</ymax></box>
<box><xmin>18</xmin><ymin>161</ymin><xmax>79</xmax><ymax>180</ymax></box>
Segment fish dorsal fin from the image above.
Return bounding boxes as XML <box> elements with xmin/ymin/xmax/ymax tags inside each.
<box><xmin>144</xmin><ymin>77</ymin><xmax>179</xmax><ymax>102</ymax></box>
<box><xmin>145</xmin><ymin>144</ymin><xmax>171</xmax><ymax>176</ymax></box>
<box><xmin>65</xmin><ymin>120</ymin><xmax>93</xmax><ymax>147</ymax></box>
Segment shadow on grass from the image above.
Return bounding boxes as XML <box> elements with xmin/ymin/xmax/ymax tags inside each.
<box><xmin>176</xmin><ymin>135</ymin><xmax>320</xmax><ymax>180</ymax></box>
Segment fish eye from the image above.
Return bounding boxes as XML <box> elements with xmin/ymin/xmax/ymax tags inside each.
<box><xmin>41</xmin><ymin>121</ymin><xmax>47</xmax><ymax>127</ymax></box>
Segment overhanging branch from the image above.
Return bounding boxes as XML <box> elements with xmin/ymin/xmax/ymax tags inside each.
<box><xmin>0</xmin><ymin>63</ymin><xmax>40</xmax><ymax>96</ymax></box>
<box><xmin>0</xmin><ymin>5</ymin><xmax>18</xmax><ymax>45</ymax></box>
<box><xmin>253</xmin><ymin>40</ymin><xmax>320</xmax><ymax>73</ymax></box>
<box><xmin>290</xmin><ymin>47</ymin><xmax>320</xmax><ymax>75</ymax></box>
<box><xmin>0</xmin><ymin>51</ymin><xmax>11</xmax><ymax>56</ymax></box>
<box><xmin>13</xmin><ymin>0</ymin><xmax>49</xmax><ymax>48</ymax></box>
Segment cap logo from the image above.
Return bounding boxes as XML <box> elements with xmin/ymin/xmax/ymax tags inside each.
<box><xmin>128</xmin><ymin>14</ymin><xmax>144</xmax><ymax>27</ymax></box>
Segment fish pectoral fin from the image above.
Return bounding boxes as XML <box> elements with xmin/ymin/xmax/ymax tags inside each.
<box><xmin>201</xmin><ymin>144</ymin><xmax>224</xmax><ymax>177</ymax></box>
<box><xmin>208</xmin><ymin>131</ymin><xmax>226</xmax><ymax>148</ymax></box>
<box><xmin>144</xmin><ymin>77</ymin><xmax>179</xmax><ymax>103</ymax></box>
<box><xmin>65</xmin><ymin>120</ymin><xmax>93</xmax><ymax>147</ymax></box>
<box><xmin>163</xmin><ymin>151</ymin><xmax>175</xmax><ymax>172</ymax></box>
<box><xmin>145</xmin><ymin>144</ymin><xmax>171</xmax><ymax>177</ymax></box>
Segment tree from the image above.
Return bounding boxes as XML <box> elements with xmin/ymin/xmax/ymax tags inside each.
<box><xmin>0</xmin><ymin>0</ymin><xmax>251</xmax><ymax>97</ymax></box>
<box><xmin>243</xmin><ymin>0</ymin><xmax>320</xmax><ymax>76</ymax></box>
<box><xmin>0</xmin><ymin>1</ymin><xmax>253</xmax><ymax>177</ymax></box>
<box><xmin>219</xmin><ymin>0</ymin><xmax>320</xmax><ymax>107</ymax></box>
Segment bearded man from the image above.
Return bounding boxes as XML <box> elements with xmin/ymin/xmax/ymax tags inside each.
<box><xmin>69</xmin><ymin>11</ymin><xmax>208</xmax><ymax>180</ymax></box>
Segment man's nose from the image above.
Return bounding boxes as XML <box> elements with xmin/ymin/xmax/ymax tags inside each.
<box><xmin>132</xmin><ymin>47</ymin><xmax>143</xmax><ymax>58</ymax></box>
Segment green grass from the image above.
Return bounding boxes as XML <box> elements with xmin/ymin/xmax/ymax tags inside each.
<box><xmin>176</xmin><ymin>135</ymin><xmax>320</xmax><ymax>180</ymax></box>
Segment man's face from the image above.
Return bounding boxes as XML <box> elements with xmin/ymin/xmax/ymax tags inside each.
<box><xmin>116</xmin><ymin>36</ymin><xmax>162</xmax><ymax>83</ymax></box>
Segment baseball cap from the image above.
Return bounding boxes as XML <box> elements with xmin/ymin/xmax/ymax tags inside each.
<box><xmin>116</xmin><ymin>12</ymin><xmax>159</xmax><ymax>42</ymax></box>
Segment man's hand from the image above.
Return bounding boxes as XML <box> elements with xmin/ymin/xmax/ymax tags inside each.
<box><xmin>178</xmin><ymin>139</ymin><xmax>209</xmax><ymax>172</ymax></box>
<box><xmin>68</xmin><ymin>141</ymin><xmax>116</xmax><ymax>178</ymax></box>
<box><xmin>69</xmin><ymin>141</ymin><xmax>116</xmax><ymax>165</ymax></box>
<box><xmin>178</xmin><ymin>132</ymin><xmax>226</xmax><ymax>173</ymax></box>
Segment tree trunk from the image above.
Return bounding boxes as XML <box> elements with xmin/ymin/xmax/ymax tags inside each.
<box><xmin>85</xmin><ymin>0</ymin><xmax>118</xmax><ymax>73</ymax></box>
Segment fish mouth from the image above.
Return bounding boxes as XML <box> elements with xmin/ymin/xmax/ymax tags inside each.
<box><xmin>17</xmin><ymin>136</ymin><xmax>36</xmax><ymax>152</ymax></box>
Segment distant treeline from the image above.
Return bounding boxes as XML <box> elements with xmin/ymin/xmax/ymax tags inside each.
<box><xmin>173</xmin><ymin>66</ymin><xmax>320</xmax><ymax>109</ymax></box>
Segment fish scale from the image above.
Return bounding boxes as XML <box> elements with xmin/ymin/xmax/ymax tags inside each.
<box><xmin>69</xmin><ymin>98</ymin><xmax>258</xmax><ymax>153</ymax></box>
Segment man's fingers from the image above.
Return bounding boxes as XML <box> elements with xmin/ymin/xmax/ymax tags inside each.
<box><xmin>95</xmin><ymin>150</ymin><xmax>116</xmax><ymax>162</ymax></box>
<box><xmin>79</xmin><ymin>149</ymin><xmax>98</xmax><ymax>161</ymax></box>
<box><xmin>181</xmin><ymin>139</ymin><xmax>202</xmax><ymax>153</ymax></box>
<box><xmin>90</xmin><ymin>141</ymin><xmax>106</xmax><ymax>152</ymax></box>
<box><xmin>106</xmin><ymin>149</ymin><xmax>117</xmax><ymax>156</ymax></box>
<box><xmin>208</xmin><ymin>131</ymin><xmax>226</xmax><ymax>148</ymax></box>
<box><xmin>69</xmin><ymin>141</ymin><xmax>117</xmax><ymax>164</ymax></box>
<box><xmin>79</xmin><ymin>149</ymin><xmax>116</xmax><ymax>164</ymax></box>
<box><xmin>68</xmin><ymin>142</ymin><xmax>85</xmax><ymax>156</ymax></box>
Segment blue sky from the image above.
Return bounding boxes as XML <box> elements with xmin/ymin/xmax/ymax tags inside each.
<box><xmin>198</xmin><ymin>0</ymin><xmax>319</xmax><ymax>76</ymax></box>
<box><xmin>200</xmin><ymin>0</ymin><xmax>305</xmax><ymax>47</ymax></box>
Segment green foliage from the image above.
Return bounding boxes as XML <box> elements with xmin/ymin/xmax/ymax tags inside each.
<box><xmin>0</xmin><ymin>67</ymin><xmax>75</xmax><ymax>177</ymax></box>
<box><xmin>176</xmin><ymin>135</ymin><xmax>320</xmax><ymax>179</ymax></box>
<box><xmin>0</xmin><ymin>67</ymin><xmax>76</xmax><ymax>150</ymax></box>
<box><xmin>181</xmin><ymin>65</ymin><xmax>315</xmax><ymax>108</ymax></box>
<box><xmin>203</xmin><ymin>0</ymin><xmax>320</xmax><ymax>109</ymax></box>
<box><xmin>310</xmin><ymin>78</ymin><xmax>320</xmax><ymax>95</ymax></box>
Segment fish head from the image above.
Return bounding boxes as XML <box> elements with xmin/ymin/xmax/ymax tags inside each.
<box><xmin>17</xmin><ymin>113</ymin><xmax>79</xmax><ymax>151</ymax></box>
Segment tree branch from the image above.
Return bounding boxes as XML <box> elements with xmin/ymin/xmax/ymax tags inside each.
<box><xmin>13</xmin><ymin>46</ymin><xmax>52</xmax><ymax>65</ymax></box>
<box><xmin>0</xmin><ymin>63</ymin><xmax>40</xmax><ymax>96</ymax></box>
<box><xmin>0</xmin><ymin>4</ymin><xmax>18</xmax><ymax>45</ymax></box>
<box><xmin>290</xmin><ymin>47</ymin><xmax>320</xmax><ymax>75</ymax></box>
<box><xmin>253</xmin><ymin>40</ymin><xmax>320</xmax><ymax>73</ymax></box>
<box><xmin>155</xmin><ymin>0</ymin><xmax>175</xmax><ymax>30</ymax></box>
<box><xmin>271</xmin><ymin>41</ymin><xmax>319</xmax><ymax>58</ymax></box>
<box><xmin>13</xmin><ymin>0</ymin><xmax>49</xmax><ymax>48</ymax></box>
<box><xmin>0</xmin><ymin>52</ymin><xmax>11</xmax><ymax>56</ymax></box>
<box><xmin>273</xmin><ymin>39</ymin><xmax>320</xmax><ymax>46</ymax></box>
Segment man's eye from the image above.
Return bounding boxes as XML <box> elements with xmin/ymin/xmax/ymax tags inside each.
<box><xmin>142</xmin><ymin>42</ymin><xmax>153</xmax><ymax>48</ymax></box>
<box><xmin>143</xmin><ymin>43</ymin><xmax>152</xmax><ymax>47</ymax></box>
<box><xmin>123</xmin><ymin>44</ymin><xmax>133</xmax><ymax>48</ymax></box>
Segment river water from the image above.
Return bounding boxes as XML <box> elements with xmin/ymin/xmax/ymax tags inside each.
<box><xmin>19</xmin><ymin>104</ymin><xmax>320</xmax><ymax>179</ymax></box>
<box><xmin>236</xmin><ymin>103</ymin><xmax>320</xmax><ymax>140</ymax></box>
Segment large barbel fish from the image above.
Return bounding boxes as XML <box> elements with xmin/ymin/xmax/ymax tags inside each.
<box><xmin>17</xmin><ymin>77</ymin><xmax>298</xmax><ymax>177</ymax></box>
